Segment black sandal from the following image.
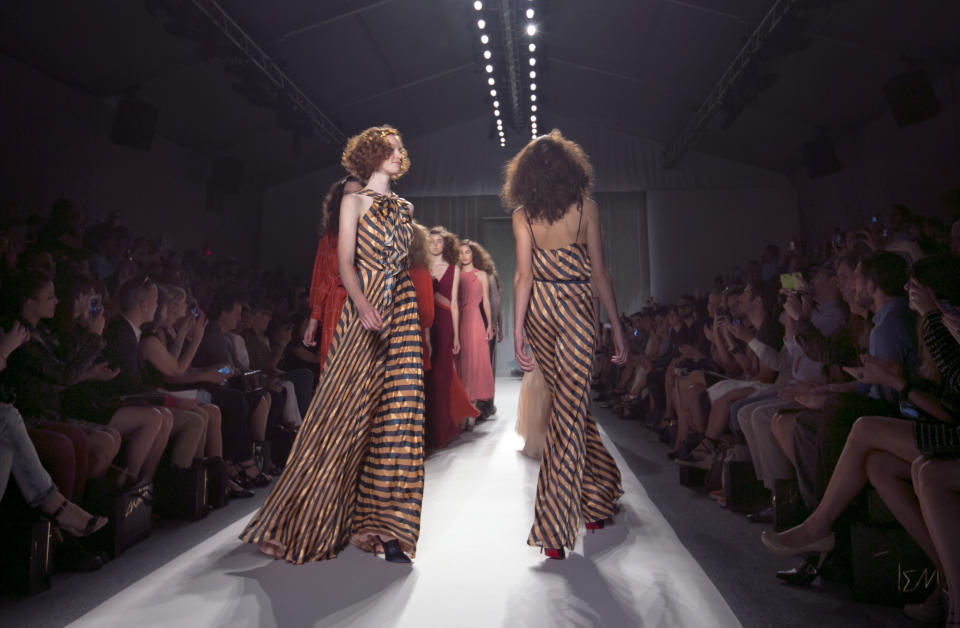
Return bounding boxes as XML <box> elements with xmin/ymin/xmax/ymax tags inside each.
<box><xmin>42</xmin><ymin>499</ymin><xmax>109</xmax><ymax>538</ymax></box>
<box><xmin>241</xmin><ymin>461</ymin><xmax>273</xmax><ymax>487</ymax></box>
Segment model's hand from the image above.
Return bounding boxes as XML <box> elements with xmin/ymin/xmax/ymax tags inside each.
<box><xmin>452</xmin><ymin>336</ymin><xmax>461</xmax><ymax>355</ymax></box>
<box><xmin>358</xmin><ymin>302</ymin><xmax>384</xmax><ymax>331</ymax></box>
<box><xmin>303</xmin><ymin>318</ymin><xmax>319</xmax><ymax>347</ymax></box>
<box><xmin>514</xmin><ymin>329</ymin><xmax>534</xmax><ymax>371</ymax></box>
<box><xmin>485</xmin><ymin>325</ymin><xmax>495</xmax><ymax>341</ymax></box>
<box><xmin>611</xmin><ymin>328</ymin><xmax>628</xmax><ymax>366</ymax></box>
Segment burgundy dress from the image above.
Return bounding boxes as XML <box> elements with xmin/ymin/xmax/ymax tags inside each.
<box><xmin>426</xmin><ymin>264</ymin><xmax>478</xmax><ymax>448</ymax></box>
<box><xmin>456</xmin><ymin>268</ymin><xmax>495</xmax><ymax>403</ymax></box>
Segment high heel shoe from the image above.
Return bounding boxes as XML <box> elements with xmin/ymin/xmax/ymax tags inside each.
<box><xmin>586</xmin><ymin>518</ymin><xmax>607</xmax><ymax>531</ymax></box>
<box><xmin>377</xmin><ymin>536</ymin><xmax>411</xmax><ymax>564</ymax></box>
<box><xmin>258</xmin><ymin>539</ymin><xmax>286</xmax><ymax>560</ymax></box>
<box><xmin>544</xmin><ymin>547</ymin><xmax>565</xmax><ymax>560</ymax></box>
<box><xmin>41</xmin><ymin>498</ymin><xmax>109</xmax><ymax>538</ymax></box>
<box><xmin>760</xmin><ymin>530</ymin><xmax>835</xmax><ymax>557</ymax></box>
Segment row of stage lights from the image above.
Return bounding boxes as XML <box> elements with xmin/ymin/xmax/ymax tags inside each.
<box><xmin>472</xmin><ymin>0</ymin><xmax>539</xmax><ymax>147</ymax></box>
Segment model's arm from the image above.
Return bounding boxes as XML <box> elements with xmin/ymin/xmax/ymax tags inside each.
<box><xmin>451</xmin><ymin>265</ymin><xmax>462</xmax><ymax>354</ymax></box>
<box><xmin>583</xmin><ymin>200</ymin><xmax>627</xmax><ymax>365</ymax></box>
<box><xmin>512</xmin><ymin>209</ymin><xmax>535</xmax><ymax>371</ymax></box>
<box><xmin>338</xmin><ymin>195</ymin><xmax>382</xmax><ymax>331</ymax></box>
<box><xmin>479</xmin><ymin>271</ymin><xmax>494</xmax><ymax>340</ymax></box>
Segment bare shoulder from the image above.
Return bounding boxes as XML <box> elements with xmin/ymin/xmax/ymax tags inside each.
<box><xmin>582</xmin><ymin>197</ymin><xmax>599</xmax><ymax>217</ymax></box>
<box><xmin>341</xmin><ymin>192</ymin><xmax>371</xmax><ymax>216</ymax></box>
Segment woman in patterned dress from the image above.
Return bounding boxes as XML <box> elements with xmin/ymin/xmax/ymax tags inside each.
<box><xmin>240</xmin><ymin>125</ymin><xmax>424</xmax><ymax>565</ymax></box>
<box><xmin>505</xmin><ymin>129</ymin><xmax>628</xmax><ymax>559</ymax></box>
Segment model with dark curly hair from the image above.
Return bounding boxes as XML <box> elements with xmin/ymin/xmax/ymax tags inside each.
<box><xmin>457</xmin><ymin>239</ymin><xmax>496</xmax><ymax>417</ymax></box>
<box><xmin>304</xmin><ymin>175</ymin><xmax>363</xmax><ymax>369</ymax></box>
<box><xmin>506</xmin><ymin>129</ymin><xmax>628</xmax><ymax>560</ymax></box>
<box><xmin>241</xmin><ymin>125</ymin><xmax>425</xmax><ymax>565</ymax></box>
<box><xmin>425</xmin><ymin>227</ymin><xmax>479</xmax><ymax>447</ymax></box>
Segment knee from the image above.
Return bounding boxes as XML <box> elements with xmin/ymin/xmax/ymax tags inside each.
<box><xmin>864</xmin><ymin>451</ymin><xmax>888</xmax><ymax>483</ymax></box>
<box><xmin>204</xmin><ymin>405</ymin><xmax>222</xmax><ymax>430</ymax></box>
<box><xmin>915</xmin><ymin>458</ymin><xmax>944</xmax><ymax>496</ymax></box>
<box><xmin>155</xmin><ymin>408</ymin><xmax>173</xmax><ymax>437</ymax></box>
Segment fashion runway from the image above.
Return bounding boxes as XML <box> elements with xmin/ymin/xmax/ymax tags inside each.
<box><xmin>64</xmin><ymin>379</ymin><xmax>740</xmax><ymax>628</ymax></box>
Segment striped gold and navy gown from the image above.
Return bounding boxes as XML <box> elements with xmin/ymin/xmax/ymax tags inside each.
<box><xmin>240</xmin><ymin>188</ymin><xmax>425</xmax><ymax>564</ymax></box>
<box><xmin>523</xmin><ymin>216</ymin><xmax>624</xmax><ymax>550</ymax></box>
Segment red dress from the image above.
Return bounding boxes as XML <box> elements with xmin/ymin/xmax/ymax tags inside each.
<box><xmin>408</xmin><ymin>265</ymin><xmax>434</xmax><ymax>371</ymax></box>
<box><xmin>309</xmin><ymin>232</ymin><xmax>348</xmax><ymax>372</ymax></box>
<box><xmin>426</xmin><ymin>264</ymin><xmax>478</xmax><ymax>448</ymax></box>
<box><xmin>456</xmin><ymin>268</ymin><xmax>495</xmax><ymax>403</ymax></box>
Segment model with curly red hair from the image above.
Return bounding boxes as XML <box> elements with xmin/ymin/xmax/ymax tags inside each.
<box><xmin>505</xmin><ymin>129</ymin><xmax>627</xmax><ymax>560</ymax></box>
<box><xmin>241</xmin><ymin>125</ymin><xmax>426</xmax><ymax>565</ymax></box>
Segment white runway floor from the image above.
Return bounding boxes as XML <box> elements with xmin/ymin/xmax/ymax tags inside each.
<box><xmin>65</xmin><ymin>379</ymin><xmax>740</xmax><ymax>628</ymax></box>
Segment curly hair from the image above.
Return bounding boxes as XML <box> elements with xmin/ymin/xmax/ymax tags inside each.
<box><xmin>500</xmin><ymin>129</ymin><xmax>594</xmax><ymax>224</ymax></box>
<box><xmin>319</xmin><ymin>174</ymin><xmax>362</xmax><ymax>235</ymax></box>
<box><xmin>341</xmin><ymin>124</ymin><xmax>410</xmax><ymax>182</ymax></box>
<box><xmin>429</xmin><ymin>226</ymin><xmax>459</xmax><ymax>266</ymax></box>
<box><xmin>407</xmin><ymin>222</ymin><xmax>430</xmax><ymax>269</ymax></box>
<box><xmin>459</xmin><ymin>239</ymin><xmax>494</xmax><ymax>274</ymax></box>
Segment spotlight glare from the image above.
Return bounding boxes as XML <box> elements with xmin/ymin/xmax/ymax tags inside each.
<box><xmin>526</xmin><ymin>24</ymin><xmax>536</xmax><ymax>36</ymax></box>
<box><xmin>530</xmin><ymin>94</ymin><xmax>537</xmax><ymax>101</ymax></box>
<box><xmin>494</xmin><ymin>110</ymin><xmax>500</xmax><ymax>117</ymax></box>
<box><xmin>530</xmin><ymin>82</ymin><xmax>536</xmax><ymax>90</ymax></box>
<box><xmin>529</xmin><ymin>57</ymin><xmax>536</xmax><ymax>66</ymax></box>
<box><xmin>529</xmin><ymin>43</ymin><xmax>536</xmax><ymax>52</ymax></box>
<box><xmin>531</xmin><ymin>104</ymin><xmax>537</xmax><ymax>112</ymax></box>
<box><xmin>490</xmin><ymin>89</ymin><xmax>497</xmax><ymax>96</ymax></box>
<box><xmin>493</xmin><ymin>100</ymin><xmax>500</xmax><ymax>107</ymax></box>
<box><xmin>526</xmin><ymin>8</ymin><xmax>534</xmax><ymax>18</ymax></box>
<box><xmin>488</xmin><ymin>77</ymin><xmax>495</xmax><ymax>85</ymax></box>
<box><xmin>474</xmin><ymin>0</ymin><xmax>483</xmax><ymax>10</ymax></box>
<box><xmin>531</xmin><ymin>115</ymin><xmax>536</xmax><ymax>122</ymax></box>
<box><xmin>483</xmin><ymin>50</ymin><xmax>491</xmax><ymax>59</ymax></box>
<box><xmin>485</xmin><ymin>64</ymin><xmax>493</xmax><ymax>73</ymax></box>
<box><xmin>481</xmin><ymin>34</ymin><xmax>489</xmax><ymax>44</ymax></box>
<box><xmin>530</xmin><ymin>70</ymin><xmax>536</xmax><ymax>79</ymax></box>
<box><xmin>477</xmin><ymin>19</ymin><xmax>486</xmax><ymax>29</ymax></box>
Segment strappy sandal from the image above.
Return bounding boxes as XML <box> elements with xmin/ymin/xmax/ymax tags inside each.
<box><xmin>241</xmin><ymin>461</ymin><xmax>273</xmax><ymax>487</ymax></box>
<box><xmin>41</xmin><ymin>498</ymin><xmax>109</xmax><ymax>538</ymax></box>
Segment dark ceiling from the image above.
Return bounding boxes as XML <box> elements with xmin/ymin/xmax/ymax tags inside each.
<box><xmin>1</xmin><ymin>0</ymin><xmax>958</xmax><ymax>187</ymax></box>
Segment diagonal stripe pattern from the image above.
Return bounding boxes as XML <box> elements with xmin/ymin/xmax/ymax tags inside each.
<box><xmin>525</xmin><ymin>241</ymin><xmax>624</xmax><ymax>550</ymax></box>
<box><xmin>239</xmin><ymin>189</ymin><xmax>425</xmax><ymax>564</ymax></box>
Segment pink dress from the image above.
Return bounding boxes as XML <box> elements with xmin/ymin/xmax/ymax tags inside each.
<box><xmin>456</xmin><ymin>268</ymin><xmax>495</xmax><ymax>402</ymax></box>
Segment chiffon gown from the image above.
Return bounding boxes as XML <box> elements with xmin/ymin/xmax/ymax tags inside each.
<box><xmin>240</xmin><ymin>188</ymin><xmax>425</xmax><ymax>563</ymax></box>
<box><xmin>309</xmin><ymin>231</ymin><xmax>348</xmax><ymax>372</ymax></box>
<box><xmin>425</xmin><ymin>264</ymin><xmax>478</xmax><ymax>449</ymax></box>
<box><xmin>521</xmin><ymin>209</ymin><xmax>623</xmax><ymax>550</ymax></box>
<box><xmin>516</xmin><ymin>357</ymin><xmax>551</xmax><ymax>459</ymax></box>
<box><xmin>456</xmin><ymin>268</ymin><xmax>495</xmax><ymax>404</ymax></box>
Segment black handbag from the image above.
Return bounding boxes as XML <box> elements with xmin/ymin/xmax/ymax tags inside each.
<box><xmin>913</xmin><ymin>421</ymin><xmax>960</xmax><ymax>458</ymax></box>
<box><xmin>228</xmin><ymin>370</ymin><xmax>267</xmax><ymax>393</ymax></box>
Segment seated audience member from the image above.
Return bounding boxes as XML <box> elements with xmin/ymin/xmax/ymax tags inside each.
<box><xmin>280</xmin><ymin>313</ymin><xmax>321</xmax><ymax>382</ymax></box>
<box><xmin>762</xmin><ymin>267</ymin><xmax>960</xmax><ymax>623</ymax></box>
<box><xmin>193</xmin><ymin>292</ymin><xmax>273</xmax><ymax>485</ymax></box>
<box><xmin>98</xmin><ymin>276</ymin><xmax>206</xmax><ymax>474</ymax></box>
<box><xmin>1</xmin><ymin>271</ymin><xmax>166</xmax><ymax>485</ymax></box>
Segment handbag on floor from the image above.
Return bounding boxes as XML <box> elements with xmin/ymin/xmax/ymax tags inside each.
<box><xmin>913</xmin><ymin>421</ymin><xmax>960</xmax><ymax>458</ymax></box>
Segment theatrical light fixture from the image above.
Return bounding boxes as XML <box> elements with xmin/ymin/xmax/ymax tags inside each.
<box><xmin>529</xmin><ymin>57</ymin><xmax>536</xmax><ymax>66</ymax></box>
<box><xmin>481</xmin><ymin>34</ymin><xmax>489</xmax><ymax>44</ymax></box>
<box><xmin>474</xmin><ymin>1</ymin><xmax>483</xmax><ymax>10</ymax></box>
<box><xmin>531</xmin><ymin>104</ymin><xmax>537</xmax><ymax>111</ymax></box>
<box><xmin>531</xmin><ymin>115</ymin><xmax>536</xmax><ymax>122</ymax></box>
<box><xmin>530</xmin><ymin>70</ymin><xmax>536</xmax><ymax>79</ymax></box>
<box><xmin>477</xmin><ymin>19</ymin><xmax>486</xmax><ymax>29</ymax></box>
<box><xmin>485</xmin><ymin>64</ymin><xmax>493</xmax><ymax>73</ymax></box>
<box><xmin>483</xmin><ymin>50</ymin><xmax>492</xmax><ymax>59</ymax></box>
<box><xmin>526</xmin><ymin>24</ymin><xmax>536</xmax><ymax>36</ymax></box>
<box><xmin>529</xmin><ymin>43</ymin><xmax>536</xmax><ymax>52</ymax></box>
<box><xmin>488</xmin><ymin>77</ymin><xmax>495</xmax><ymax>85</ymax></box>
<box><xmin>494</xmin><ymin>109</ymin><xmax>500</xmax><ymax>116</ymax></box>
<box><xmin>526</xmin><ymin>8</ymin><xmax>534</xmax><ymax>18</ymax></box>
<box><xmin>490</xmin><ymin>89</ymin><xmax>497</xmax><ymax>97</ymax></box>
<box><xmin>493</xmin><ymin>100</ymin><xmax>500</xmax><ymax>107</ymax></box>
<box><xmin>530</xmin><ymin>83</ymin><xmax>536</xmax><ymax>90</ymax></box>
<box><xmin>530</xmin><ymin>94</ymin><xmax>536</xmax><ymax>101</ymax></box>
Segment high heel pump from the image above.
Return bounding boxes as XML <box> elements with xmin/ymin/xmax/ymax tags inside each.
<box><xmin>760</xmin><ymin>530</ymin><xmax>835</xmax><ymax>557</ymax></box>
<box><xmin>543</xmin><ymin>547</ymin><xmax>565</xmax><ymax>560</ymax></box>
<box><xmin>378</xmin><ymin>536</ymin><xmax>411</xmax><ymax>564</ymax></box>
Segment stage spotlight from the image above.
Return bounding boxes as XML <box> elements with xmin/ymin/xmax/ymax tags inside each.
<box><xmin>478</xmin><ymin>19</ymin><xmax>486</xmax><ymax>29</ymax></box>
<box><xmin>481</xmin><ymin>34</ymin><xmax>489</xmax><ymax>44</ymax></box>
<box><xmin>490</xmin><ymin>89</ymin><xmax>497</xmax><ymax>97</ymax></box>
<box><xmin>484</xmin><ymin>50</ymin><xmax>492</xmax><ymax>60</ymax></box>
<box><xmin>485</xmin><ymin>64</ymin><xmax>493</xmax><ymax>73</ymax></box>
<box><xmin>474</xmin><ymin>1</ymin><xmax>482</xmax><ymax>10</ymax></box>
<box><xmin>530</xmin><ymin>70</ymin><xmax>536</xmax><ymax>79</ymax></box>
<box><xmin>530</xmin><ymin>83</ymin><xmax>536</xmax><ymax>90</ymax></box>
<box><xmin>531</xmin><ymin>115</ymin><xmax>536</xmax><ymax>122</ymax></box>
<box><xmin>530</xmin><ymin>94</ymin><xmax>536</xmax><ymax>101</ymax></box>
<box><xmin>494</xmin><ymin>110</ymin><xmax>500</xmax><ymax>117</ymax></box>
<box><xmin>529</xmin><ymin>58</ymin><xmax>536</xmax><ymax>66</ymax></box>
<box><xmin>488</xmin><ymin>77</ymin><xmax>495</xmax><ymax>85</ymax></box>
<box><xmin>531</xmin><ymin>104</ymin><xmax>537</xmax><ymax>112</ymax></box>
<box><xmin>529</xmin><ymin>43</ymin><xmax>536</xmax><ymax>52</ymax></box>
<box><xmin>493</xmin><ymin>100</ymin><xmax>500</xmax><ymax>107</ymax></box>
<box><xmin>526</xmin><ymin>8</ymin><xmax>534</xmax><ymax>18</ymax></box>
<box><xmin>526</xmin><ymin>24</ymin><xmax>536</xmax><ymax>36</ymax></box>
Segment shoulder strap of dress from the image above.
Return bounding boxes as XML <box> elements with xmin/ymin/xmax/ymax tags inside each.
<box><xmin>355</xmin><ymin>188</ymin><xmax>380</xmax><ymax>199</ymax></box>
<box><xmin>574</xmin><ymin>198</ymin><xmax>584</xmax><ymax>241</ymax></box>
<box><xmin>521</xmin><ymin>207</ymin><xmax>539</xmax><ymax>249</ymax></box>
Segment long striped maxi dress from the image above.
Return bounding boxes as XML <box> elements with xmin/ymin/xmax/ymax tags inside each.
<box><xmin>240</xmin><ymin>188</ymin><xmax>425</xmax><ymax>563</ymax></box>
<box><xmin>522</xmin><ymin>210</ymin><xmax>624</xmax><ymax>550</ymax></box>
